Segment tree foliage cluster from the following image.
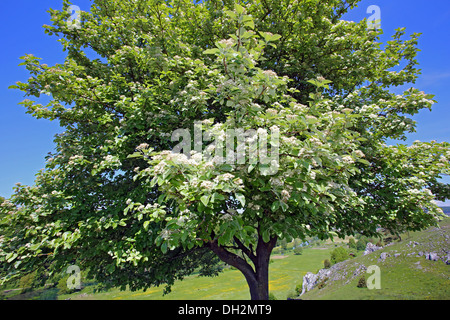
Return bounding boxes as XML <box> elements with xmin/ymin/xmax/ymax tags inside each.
<box><xmin>1</xmin><ymin>0</ymin><xmax>449</xmax><ymax>299</ymax></box>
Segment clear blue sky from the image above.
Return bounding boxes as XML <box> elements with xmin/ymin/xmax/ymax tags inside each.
<box><xmin>1</xmin><ymin>0</ymin><xmax>449</xmax><ymax>204</ymax></box>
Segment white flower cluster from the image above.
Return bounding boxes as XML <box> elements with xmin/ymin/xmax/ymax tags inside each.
<box><xmin>136</xmin><ymin>143</ymin><xmax>149</xmax><ymax>150</ymax></box>
<box><xmin>100</xmin><ymin>155</ymin><xmax>121</xmax><ymax>168</ymax></box>
<box><xmin>342</xmin><ymin>155</ymin><xmax>354</xmax><ymax>165</ymax></box>
<box><xmin>67</xmin><ymin>155</ymin><xmax>84</xmax><ymax>166</ymax></box>
<box><xmin>281</xmin><ymin>189</ymin><xmax>290</xmax><ymax>202</ymax></box>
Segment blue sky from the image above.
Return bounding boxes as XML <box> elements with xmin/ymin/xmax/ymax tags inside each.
<box><xmin>1</xmin><ymin>0</ymin><xmax>449</xmax><ymax>204</ymax></box>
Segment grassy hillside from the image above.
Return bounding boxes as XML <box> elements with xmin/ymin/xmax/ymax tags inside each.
<box><xmin>300</xmin><ymin>218</ymin><xmax>450</xmax><ymax>300</ymax></box>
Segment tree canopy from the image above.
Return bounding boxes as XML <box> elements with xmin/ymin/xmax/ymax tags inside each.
<box><xmin>1</xmin><ymin>0</ymin><xmax>449</xmax><ymax>300</ymax></box>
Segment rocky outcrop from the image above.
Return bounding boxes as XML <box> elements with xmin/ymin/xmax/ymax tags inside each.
<box><xmin>363</xmin><ymin>242</ymin><xmax>383</xmax><ymax>256</ymax></box>
<box><xmin>300</xmin><ymin>262</ymin><xmax>366</xmax><ymax>296</ymax></box>
<box><xmin>301</xmin><ymin>268</ymin><xmax>332</xmax><ymax>295</ymax></box>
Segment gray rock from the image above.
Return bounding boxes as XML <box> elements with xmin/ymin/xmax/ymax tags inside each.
<box><xmin>363</xmin><ymin>242</ymin><xmax>383</xmax><ymax>256</ymax></box>
<box><xmin>425</xmin><ymin>252</ymin><xmax>440</xmax><ymax>261</ymax></box>
<box><xmin>300</xmin><ymin>267</ymin><xmax>334</xmax><ymax>295</ymax></box>
<box><xmin>443</xmin><ymin>254</ymin><xmax>450</xmax><ymax>265</ymax></box>
<box><xmin>300</xmin><ymin>272</ymin><xmax>318</xmax><ymax>295</ymax></box>
<box><xmin>407</xmin><ymin>241</ymin><xmax>420</xmax><ymax>248</ymax></box>
<box><xmin>378</xmin><ymin>252</ymin><xmax>390</xmax><ymax>262</ymax></box>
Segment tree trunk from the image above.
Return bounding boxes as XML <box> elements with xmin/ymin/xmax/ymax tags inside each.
<box><xmin>208</xmin><ymin>233</ymin><xmax>277</xmax><ymax>300</ymax></box>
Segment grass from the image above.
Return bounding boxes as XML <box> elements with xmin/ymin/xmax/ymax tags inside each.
<box><xmin>56</xmin><ymin>247</ymin><xmax>332</xmax><ymax>300</ymax></box>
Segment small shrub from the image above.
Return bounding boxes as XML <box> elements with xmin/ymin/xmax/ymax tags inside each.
<box><xmin>286</xmin><ymin>291</ymin><xmax>299</xmax><ymax>300</ymax></box>
<box><xmin>330</xmin><ymin>246</ymin><xmax>349</xmax><ymax>264</ymax></box>
<box><xmin>19</xmin><ymin>272</ymin><xmax>37</xmax><ymax>294</ymax></box>
<box><xmin>56</xmin><ymin>275</ymin><xmax>79</xmax><ymax>295</ymax></box>
<box><xmin>295</xmin><ymin>283</ymin><xmax>303</xmax><ymax>295</ymax></box>
<box><xmin>356</xmin><ymin>239</ymin><xmax>367</xmax><ymax>251</ymax></box>
<box><xmin>323</xmin><ymin>259</ymin><xmax>331</xmax><ymax>269</ymax></box>
<box><xmin>268</xmin><ymin>293</ymin><xmax>277</xmax><ymax>300</ymax></box>
<box><xmin>357</xmin><ymin>276</ymin><xmax>367</xmax><ymax>288</ymax></box>
<box><xmin>348</xmin><ymin>237</ymin><xmax>356</xmax><ymax>249</ymax></box>
<box><xmin>293</xmin><ymin>247</ymin><xmax>303</xmax><ymax>255</ymax></box>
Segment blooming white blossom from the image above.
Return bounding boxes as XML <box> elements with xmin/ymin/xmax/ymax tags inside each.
<box><xmin>342</xmin><ymin>155</ymin><xmax>354</xmax><ymax>164</ymax></box>
<box><xmin>354</xmin><ymin>150</ymin><xmax>365</xmax><ymax>158</ymax></box>
<box><xmin>281</xmin><ymin>189</ymin><xmax>290</xmax><ymax>201</ymax></box>
<box><xmin>136</xmin><ymin>143</ymin><xmax>149</xmax><ymax>150</ymax></box>
<box><xmin>262</xmin><ymin>70</ymin><xmax>277</xmax><ymax>77</ymax></box>
<box><xmin>200</xmin><ymin>181</ymin><xmax>214</xmax><ymax>190</ymax></box>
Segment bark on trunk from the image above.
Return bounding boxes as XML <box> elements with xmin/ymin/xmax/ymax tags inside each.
<box><xmin>208</xmin><ymin>233</ymin><xmax>277</xmax><ymax>300</ymax></box>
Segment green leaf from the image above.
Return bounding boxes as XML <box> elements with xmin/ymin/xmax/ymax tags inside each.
<box><xmin>127</xmin><ymin>152</ymin><xmax>142</xmax><ymax>159</ymax></box>
<box><xmin>235</xmin><ymin>4</ymin><xmax>245</xmax><ymax>15</ymax></box>
<box><xmin>203</xmin><ymin>48</ymin><xmax>220</xmax><ymax>55</ymax></box>
<box><xmin>244</xmin><ymin>20</ymin><xmax>254</xmax><ymax>29</ymax></box>
<box><xmin>157</xmin><ymin>194</ymin><xmax>166</xmax><ymax>204</ymax></box>
<box><xmin>200</xmin><ymin>195</ymin><xmax>210</xmax><ymax>207</ymax></box>
<box><xmin>212</xmin><ymin>192</ymin><xmax>225</xmax><ymax>202</ymax></box>
<box><xmin>269</xmin><ymin>34</ymin><xmax>282</xmax><ymax>41</ymax></box>
<box><xmin>235</xmin><ymin>193</ymin><xmax>245</xmax><ymax>207</ymax></box>
<box><xmin>161</xmin><ymin>242</ymin><xmax>168</xmax><ymax>254</ymax></box>
<box><xmin>6</xmin><ymin>252</ymin><xmax>18</xmax><ymax>263</ymax></box>
<box><xmin>271</xmin><ymin>201</ymin><xmax>280</xmax><ymax>212</ymax></box>
<box><xmin>262</xmin><ymin>229</ymin><xmax>270</xmax><ymax>243</ymax></box>
<box><xmin>358</xmin><ymin>159</ymin><xmax>371</xmax><ymax>165</ymax></box>
<box><xmin>224</xmin><ymin>10</ymin><xmax>237</xmax><ymax>19</ymax></box>
<box><xmin>106</xmin><ymin>264</ymin><xmax>115</xmax><ymax>273</ymax></box>
<box><xmin>220</xmin><ymin>164</ymin><xmax>233</xmax><ymax>171</ymax></box>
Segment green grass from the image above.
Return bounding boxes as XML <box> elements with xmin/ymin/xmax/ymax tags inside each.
<box><xmin>57</xmin><ymin>248</ymin><xmax>332</xmax><ymax>300</ymax></box>
<box><xmin>300</xmin><ymin>218</ymin><xmax>450</xmax><ymax>300</ymax></box>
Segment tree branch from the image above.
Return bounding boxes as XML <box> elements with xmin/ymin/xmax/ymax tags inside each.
<box><xmin>233</xmin><ymin>236</ymin><xmax>257</xmax><ymax>265</ymax></box>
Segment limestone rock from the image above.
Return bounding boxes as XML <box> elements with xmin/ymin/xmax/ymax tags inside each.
<box><xmin>363</xmin><ymin>242</ymin><xmax>383</xmax><ymax>256</ymax></box>
<box><xmin>378</xmin><ymin>252</ymin><xmax>390</xmax><ymax>262</ymax></box>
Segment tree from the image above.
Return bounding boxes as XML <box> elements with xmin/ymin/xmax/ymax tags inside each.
<box><xmin>1</xmin><ymin>0</ymin><xmax>449</xmax><ymax>300</ymax></box>
<box><xmin>348</xmin><ymin>237</ymin><xmax>356</xmax><ymax>249</ymax></box>
<box><xmin>356</xmin><ymin>239</ymin><xmax>367</xmax><ymax>251</ymax></box>
<box><xmin>293</xmin><ymin>247</ymin><xmax>303</xmax><ymax>255</ymax></box>
<box><xmin>330</xmin><ymin>247</ymin><xmax>349</xmax><ymax>264</ymax></box>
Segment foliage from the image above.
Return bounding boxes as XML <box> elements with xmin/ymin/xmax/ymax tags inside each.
<box><xmin>295</xmin><ymin>283</ymin><xmax>303</xmax><ymax>295</ymax></box>
<box><xmin>56</xmin><ymin>274</ymin><xmax>78</xmax><ymax>295</ymax></box>
<box><xmin>1</xmin><ymin>0</ymin><xmax>449</xmax><ymax>300</ymax></box>
<box><xmin>286</xmin><ymin>290</ymin><xmax>299</xmax><ymax>299</ymax></box>
<box><xmin>18</xmin><ymin>271</ymin><xmax>37</xmax><ymax>294</ymax></box>
<box><xmin>356</xmin><ymin>239</ymin><xmax>367</xmax><ymax>251</ymax></box>
<box><xmin>330</xmin><ymin>247</ymin><xmax>349</xmax><ymax>264</ymax></box>
<box><xmin>348</xmin><ymin>237</ymin><xmax>356</xmax><ymax>249</ymax></box>
<box><xmin>293</xmin><ymin>247</ymin><xmax>303</xmax><ymax>255</ymax></box>
<box><xmin>356</xmin><ymin>276</ymin><xmax>367</xmax><ymax>288</ymax></box>
<box><xmin>323</xmin><ymin>259</ymin><xmax>332</xmax><ymax>269</ymax></box>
